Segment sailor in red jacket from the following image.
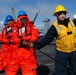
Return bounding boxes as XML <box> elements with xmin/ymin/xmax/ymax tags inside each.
<box><xmin>6</xmin><ymin>10</ymin><xmax>39</xmax><ymax>75</ymax></box>
<box><xmin>0</xmin><ymin>20</ymin><xmax>8</xmax><ymax>71</ymax></box>
<box><xmin>0</xmin><ymin>15</ymin><xmax>20</xmax><ymax>72</ymax></box>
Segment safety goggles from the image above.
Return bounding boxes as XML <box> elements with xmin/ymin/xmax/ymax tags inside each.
<box><xmin>57</xmin><ymin>11</ymin><xmax>66</xmax><ymax>16</ymax></box>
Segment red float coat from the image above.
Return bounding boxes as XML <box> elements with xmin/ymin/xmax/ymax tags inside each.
<box><xmin>6</xmin><ymin>16</ymin><xmax>39</xmax><ymax>75</ymax></box>
<box><xmin>0</xmin><ymin>21</ymin><xmax>20</xmax><ymax>70</ymax></box>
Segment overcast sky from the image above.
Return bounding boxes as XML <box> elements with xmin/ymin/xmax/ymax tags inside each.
<box><xmin>0</xmin><ymin>0</ymin><xmax>76</xmax><ymax>30</ymax></box>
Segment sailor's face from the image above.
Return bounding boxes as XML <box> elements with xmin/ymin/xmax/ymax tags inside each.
<box><xmin>20</xmin><ymin>18</ymin><xmax>28</xmax><ymax>25</ymax></box>
<box><xmin>7</xmin><ymin>20</ymin><xmax>13</xmax><ymax>24</ymax></box>
<box><xmin>57</xmin><ymin>11</ymin><xmax>66</xmax><ymax>21</ymax></box>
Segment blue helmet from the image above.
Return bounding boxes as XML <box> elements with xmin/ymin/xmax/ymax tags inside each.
<box><xmin>4</xmin><ymin>20</ymin><xmax>8</xmax><ymax>25</ymax></box>
<box><xmin>18</xmin><ymin>10</ymin><xmax>27</xmax><ymax>17</ymax></box>
<box><xmin>5</xmin><ymin>15</ymin><xmax>14</xmax><ymax>22</ymax></box>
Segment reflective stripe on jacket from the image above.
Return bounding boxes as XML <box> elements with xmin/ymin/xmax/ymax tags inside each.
<box><xmin>53</xmin><ymin>19</ymin><xmax>76</xmax><ymax>53</ymax></box>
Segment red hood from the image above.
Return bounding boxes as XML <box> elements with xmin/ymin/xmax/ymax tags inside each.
<box><xmin>17</xmin><ymin>15</ymin><xmax>33</xmax><ymax>27</ymax></box>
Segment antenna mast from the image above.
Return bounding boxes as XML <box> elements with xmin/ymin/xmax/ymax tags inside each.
<box><xmin>11</xmin><ymin>7</ymin><xmax>16</xmax><ymax>20</ymax></box>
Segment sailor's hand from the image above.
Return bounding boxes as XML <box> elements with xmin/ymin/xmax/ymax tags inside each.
<box><xmin>29</xmin><ymin>42</ymin><xmax>34</xmax><ymax>47</ymax></box>
<box><xmin>21</xmin><ymin>40</ymin><xmax>27</xmax><ymax>46</ymax></box>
